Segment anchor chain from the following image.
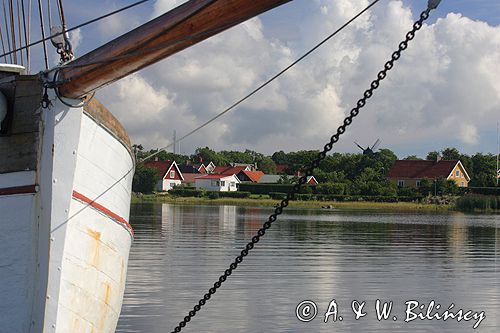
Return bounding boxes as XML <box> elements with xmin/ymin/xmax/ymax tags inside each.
<box><xmin>171</xmin><ymin>3</ymin><xmax>439</xmax><ymax>332</ymax></box>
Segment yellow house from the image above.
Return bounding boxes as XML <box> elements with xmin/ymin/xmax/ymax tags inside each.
<box><xmin>387</xmin><ymin>160</ymin><xmax>470</xmax><ymax>188</ymax></box>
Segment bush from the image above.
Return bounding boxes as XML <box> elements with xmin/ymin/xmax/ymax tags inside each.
<box><xmin>269</xmin><ymin>192</ymin><xmax>287</xmax><ymax>200</ymax></box>
<box><xmin>296</xmin><ymin>194</ymin><xmax>315</xmax><ymax>201</ymax></box>
<box><xmin>219</xmin><ymin>191</ymin><xmax>251</xmax><ymax>198</ymax></box>
<box><xmin>456</xmin><ymin>195</ymin><xmax>499</xmax><ymax>212</ymax></box>
<box><xmin>468</xmin><ymin>187</ymin><xmax>500</xmax><ymax>196</ymax></box>
<box><xmin>315</xmin><ymin>183</ymin><xmax>346</xmax><ymax>195</ymax></box>
<box><xmin>133</xmin><ymin>165</ymin><xmax>160</xmax><ymax>194</ymax></box>
<box><xmin>207</xmin><ymin>191</ymin><xmax>220</xmax><ymax>199</ymax></box>
<box><xmin>169</xmin><ymin>188</ymin><xmax>204</xmax><ymax>197</ymax></box>
<box><xmin>398</xmin><ymin>186</ymin><xmax>418</xmax><ymax>197</ymax></box>
<box><xmin>239</xmin><ymin>183</ymin><xmax>314</xmax><ymax>195</ymax></box>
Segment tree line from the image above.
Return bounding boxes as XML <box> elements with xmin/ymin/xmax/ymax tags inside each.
<box><xmin>133</xmin><ymin>145</ymin><xmax>498</xmax><ymax>194</ymax></box>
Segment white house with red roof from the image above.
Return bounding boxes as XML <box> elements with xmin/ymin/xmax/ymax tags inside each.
<box><xmin>144</xmin><ymin>160</ymin><xmax>184</xmax><ymax>191</ymax></box>
<box><xmin>195</xmin><ymin>174</ymin><xmax>240</xmax><ymax>192</ymax></box>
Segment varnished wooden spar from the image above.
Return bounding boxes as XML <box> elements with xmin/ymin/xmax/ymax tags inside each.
<box><xmin>57</xmin><ymin>0</ymin><xmax>291</xmax><ymax>99</ymax></box>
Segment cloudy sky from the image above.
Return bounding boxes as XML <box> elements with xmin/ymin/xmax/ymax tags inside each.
<box><xmin>23</xmin><ymin>0</ymin><xmax>500</xmax><ymax>158</ymax></box>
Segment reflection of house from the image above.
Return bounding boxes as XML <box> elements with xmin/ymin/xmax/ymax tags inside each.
<box><xmin>387</xmin><ymin>160</ymin><xmax>470</xmax><ymax>188</ymax></box>
<box><xmin>195</xmin><ymin>174</ymin><xmax>240</xmax><ymax>191</ymax></box>
<box><xmin>144</xmin><ymin>160</ymin><xmax>184</xmax><ymax>191</ymax></box>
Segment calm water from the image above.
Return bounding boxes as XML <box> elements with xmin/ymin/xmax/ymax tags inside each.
<box><xmin>117</xmin><ymin>203</ymin><xmax>499</xmax><ymax>333</ymax></box>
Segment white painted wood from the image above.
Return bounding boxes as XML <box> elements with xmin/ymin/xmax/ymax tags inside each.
<box><xmin>0</xmin><ymin>89</ymin><xmax>133</xmax><ymax>333</ymax></box>
<box><xmin>0</xmin><ymin>194</ymin><xmax>37</xmax><ymax>333</ymax></box>
<box><xmin>195</xmin><ymin>175</ymin><xmax>240</xmax><ymax>192</ymax></box>
<box><xmin>0</xmin><ymin>170</ymin><xmax>36</xmax><ymax>187</ymax></box>
<box><xmin>160</xmin><ymin>178</ymin><xmax>182</xmax><ymax>191</ymax></box>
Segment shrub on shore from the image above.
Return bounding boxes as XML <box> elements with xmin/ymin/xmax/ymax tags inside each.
<box><xmin>455</xmin><ymin>195</ymin><xmax>499</xmax><ymax>212</ymax></box>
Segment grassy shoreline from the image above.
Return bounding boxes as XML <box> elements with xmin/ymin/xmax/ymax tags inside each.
<box><xmin>132</xmin><ymin>194</ymin><xmax>453</xmax><ymax>212</ymax></box>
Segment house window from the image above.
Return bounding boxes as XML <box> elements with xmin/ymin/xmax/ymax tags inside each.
<box><xmin>416</xmin><ymin>180</ymin><xmax>421</xmax><ymax>188</ymax></box>
<box><xmin>455</xmin><ymin>170</ymin><xmax>460</xmax><ymax>177</ymax></box>
<box><xmin>220</xmin><ymin>180</ymin><xmax>225</xmax><ymax>187</ymax></box>
<box><xmin>230</xmin><ymin>182</ymin><xmax>236</xmax><ymax>187</ymax></box>
<box><xmin>460</xmin><ymin>181</ymin><xmax>465</xmax><ymax>187</ymax></box>
<box><xmin>211</xmin><ymin>180</ymin><xmax>218</xmax><ymax>187</ymax></box>
<box><xmin>398</xmin><ymin>180</ymin><xmax>405</xmax><ymax>187</ymax></box>
<box><xmin>170</xmin><ymin>171</ymin><xmax>175</xmax><ymax>179</ymax></box>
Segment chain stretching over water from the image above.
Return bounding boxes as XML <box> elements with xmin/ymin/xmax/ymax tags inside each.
<box><xmin>171</xmin><ymin>3</ymin><xmax>440</xmax><ymax>332</ymax></box>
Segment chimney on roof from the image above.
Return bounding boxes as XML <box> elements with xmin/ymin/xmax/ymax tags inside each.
<box><xmin>436</xmin><ymin>154</ymin><xmax>441</xmax><ymax>163</ymax></box>
<box><xmin>154</xmin><ymin>156</ymin><xmax>159</xmax><ymax>162</ymax></box>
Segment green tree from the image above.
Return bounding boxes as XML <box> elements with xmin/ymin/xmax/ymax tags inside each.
<box><xmin>418</xmin><ymin>177</ymin><xmax>433</xmax><ymax>196</ymax></box>
<box><xmin>441</xmin><ymin>147</ymin><xmax>461</xmax><ymax>160</ymax></box>
<box><xmin>271</xmin><ymin>150</ymin><xmax>288</xmax><ymax>164</ymax></box>
<box><xmin>220</xmin><ymin>150</ymin><xmax>255</xmax><ymax>164</ymax></box>
<box><xmin>256</xmin><ymin>156</ymin><xmax>277</xmax><ymax>174</ymax></box>
<box><xmin>470</xmin><ymin>153</ymin><xmax>497</xmax><ymax>187</ymax></box>
<box><xmin>404</xmin><ymin>155</ymin><xmax>421</xmax><ymax>160</ymax></box>
<box><xmin>426</xmin><ymin>151</ymin><xmax>439</xmax><ymax>161</ymax></box>
<box><xmin>194</xmin><ymin>147</ymin><xmax>229</xmax><ymax>166</ymax></box>
<box><xmin>133</xmin><ymin>164</ymin><xmax>160</xmax><ymax>194</ymax></box>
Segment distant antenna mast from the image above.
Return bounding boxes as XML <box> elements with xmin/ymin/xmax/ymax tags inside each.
<box><xmin>173</xmin><ymin>130</ymin><xmax>176</xmax><ymax>155</ymax></box>
<box><xmin>497</xmin><ymin>121</ymin><xmax>499</xmax><ymax>186</ymax></box>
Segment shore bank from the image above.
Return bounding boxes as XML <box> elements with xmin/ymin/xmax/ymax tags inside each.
<box><xmin>132</xmin><ymin>194</ymin><xmax>453</xmax><ymax>212</ymax></box>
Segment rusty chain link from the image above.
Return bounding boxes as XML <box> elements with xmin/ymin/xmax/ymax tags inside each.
<box><xmin>171</xmin><ymin>4</ymin><xmax>438</xmax><ymax>333</ymax></box>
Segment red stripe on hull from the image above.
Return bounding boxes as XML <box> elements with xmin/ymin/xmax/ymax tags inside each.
<box><xmin>0</xmin><ymin>185</ymin><xmax>37</xmax><ymax>196</ymax></box>
<box><xmin>72</xmin><ymin>190</ymin><xmax>134</xmax><ymax>237</ymax></box>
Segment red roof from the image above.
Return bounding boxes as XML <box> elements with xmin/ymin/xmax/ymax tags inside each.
<box><xmin>276</xmin><ymin>164</ymin><xmax>289</xmax><ymax>173</ymax></box>
<box><xmin>196</xmin><ymin>174</ymin><xmax>236</xmax><ymax>180</ymax></box>
<box><xmin>212</xmin><ymin>166</ymin><xmax>247</xmax><ymax>175</ymax></box>
<box><xmin>144</xmin><ymin>160</ymin><xmax>174</xmax><ymax>178</ymax></box>
<box><xmin>182</xmin><ymin>173</ymin><xmax>203</xmax><ymax>183</ymax></box>
<box><xmin>387</xmin><ymin>160</ymin><xmax>460</xmax><ymax>179</ymax></box>
<box><xmin>241</xmin><ymin>170</ymin><xmax>264</xmax><ymax>182</ymax></box>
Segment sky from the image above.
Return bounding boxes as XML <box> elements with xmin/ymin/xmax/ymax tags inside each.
<box><xmin>13</xmin><ymin>0</ymin><xmax>500</xmax><ymax>158</ymax></box>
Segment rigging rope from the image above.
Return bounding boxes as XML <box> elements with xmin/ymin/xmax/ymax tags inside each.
<box><xmin>0</xmin><ymin>21</ymin><xmax>7</xmax><ymax>62</ymax></box>
<box><xmin>16</xmin><ymin>0</ymin><xmax>23</xmax><ymax>66</ymax></box>
<box><xmin>2</xmin><ymin>0</ymin><xmax>12</xmax><ymax>63</ymax></box>
<box><xmin>8</xmin><ymin>0</ymin><xmax>16</xmax><ymax>64</ymax></box>
<box><xmin>26</xmin><ymin>0</ymin><xmax>31</xmax><ymax>71</ymax></box>
<box><xmin>20</xmin><ymin>0</ymin><xmax>28</xmax><ymax>67</ymax></box>
<box><xmin>169</xmin><ymin>1</ymin><xmax>441</xmax><ymax>332</ymax></box>
<box><xmin>0</xmin><ymin>0</ymin><xmax>150</xmax><ymax>59</ymax></box>
<box><xmin>36</xmin><ymin>0</ymin><xmax>48</xmax><ymax>69</ymax></box>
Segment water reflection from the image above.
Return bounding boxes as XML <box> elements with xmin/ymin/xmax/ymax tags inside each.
<box><xmin>118</xmin><ymin>204</ymin><xmax>499</xmax><ymax>333</ymax></box>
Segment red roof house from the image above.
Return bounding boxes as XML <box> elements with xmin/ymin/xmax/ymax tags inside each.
<box><xmin>387</xmin><ymin>160</ymin><xmax>470</xmax><ymax>188</ymax></box>
<box><xmin>195</xmin><ymin>174</ymin><xmax>240</xmax><ymax>192</ymax></box>
<box><xmin>237</xmin><ymin>170</ymin><xmax>264</xmax><ymax>183</ymax></box>
<box><xmin>144</xmin><ymin>160</ymin><xmax>184</xmax><ymax>191</ymax></box>
<box><xmin>212</xmin><ymin>165</ymin><xmax>248</xmax><ymax>176</ymax></box>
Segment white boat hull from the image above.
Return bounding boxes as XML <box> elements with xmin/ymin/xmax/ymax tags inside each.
<box><xmin>0</xmin><ymin>74</ymin><xmax>134</xmax><ymax>332</ymax></box>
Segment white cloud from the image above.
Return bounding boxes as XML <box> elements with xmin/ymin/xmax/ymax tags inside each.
<box><xmin>460</xmin><ymin>124</ymin><xmax>479</xmax><ymax>145</ymax></box>
<box><xmin>96</xmin><ymin>0</ymin><xmax>500</xmax><ymax>156</ymax></box>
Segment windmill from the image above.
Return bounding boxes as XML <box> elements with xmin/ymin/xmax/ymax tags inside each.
<box><xmin>355</xmin><ymin>139</ymin><xmax>381</xmax><ymax>155</ymax></box>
